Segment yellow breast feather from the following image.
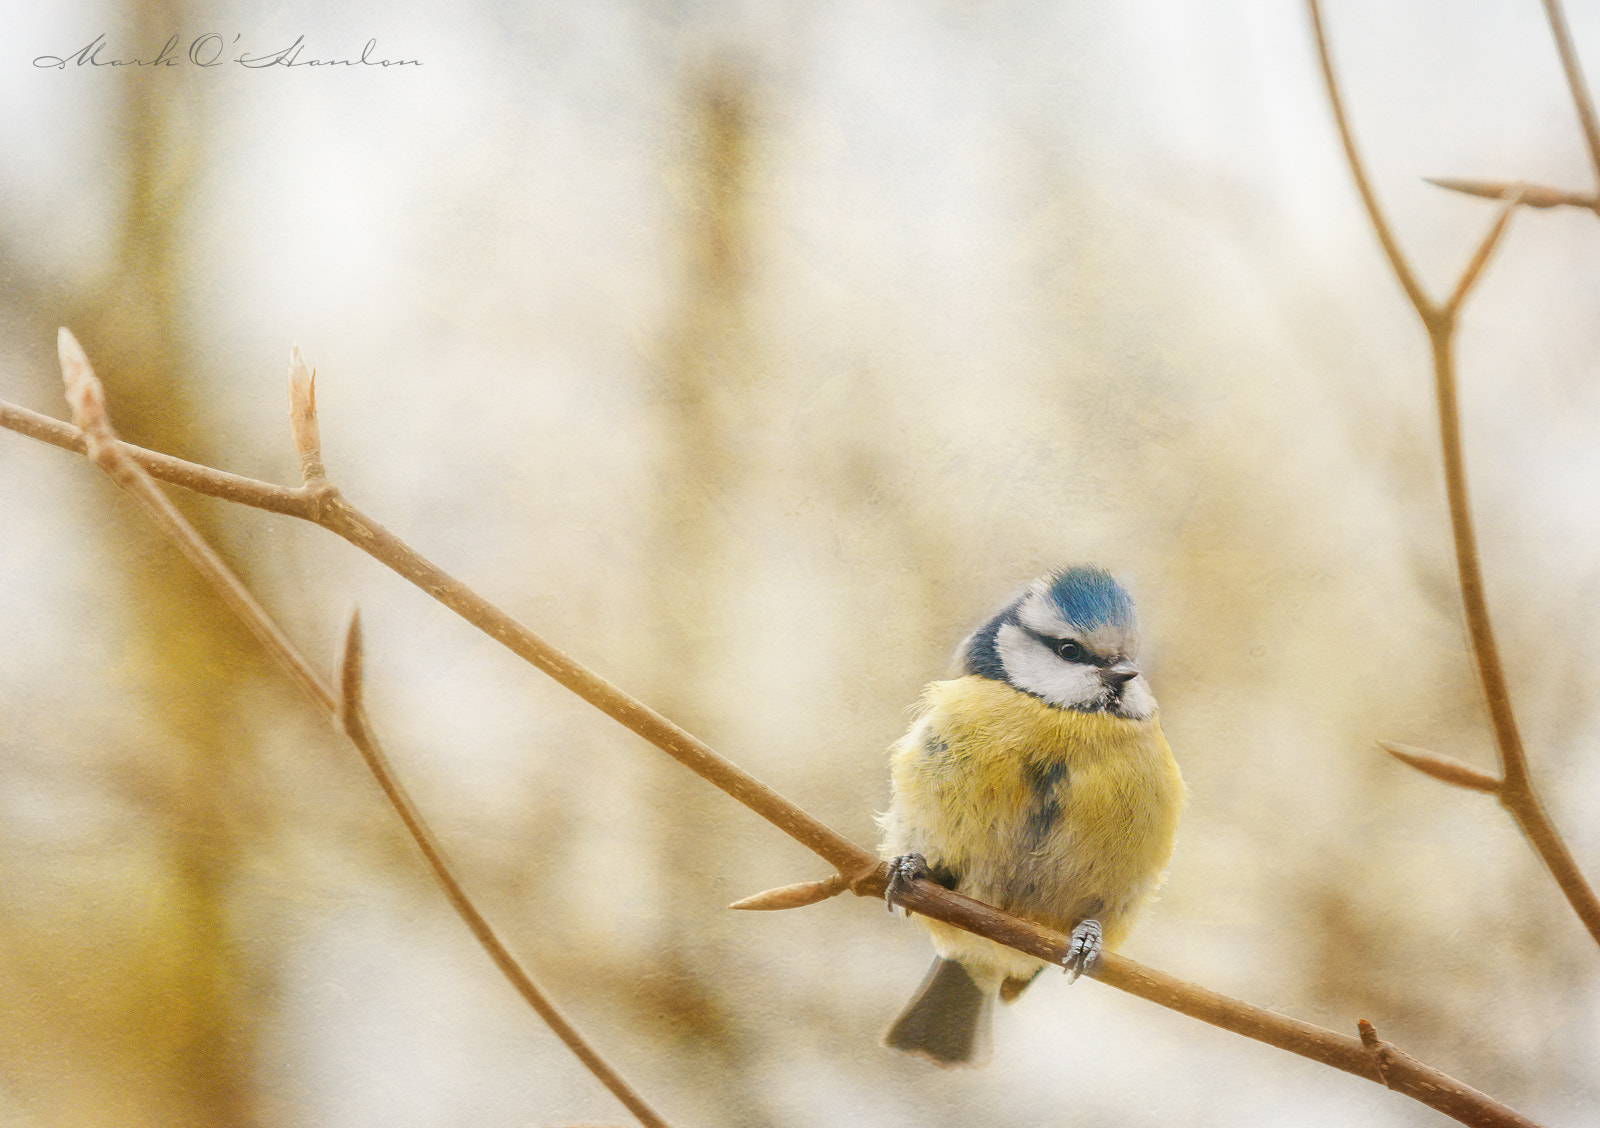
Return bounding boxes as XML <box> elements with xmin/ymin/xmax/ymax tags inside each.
<box><xmin>882</xmin><ymin>675</ymin><xmax>1184</xmax><ymax>965</ymax></box>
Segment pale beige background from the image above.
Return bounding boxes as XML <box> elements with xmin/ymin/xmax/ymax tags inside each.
<box><xmin>2</xmin><ymin>1</ymin><xmax>1598</xmax><ymax>1125</ymax></box>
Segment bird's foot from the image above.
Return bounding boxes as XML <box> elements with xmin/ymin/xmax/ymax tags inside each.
<box><xmin>884</xmin><ymin>853</ymin><xmax>929</xmax><ymax>913</ymax></box>
<box><xmin>1062</xmin><ymin>918</ymin><xmax>1103</xmax><ymax>983</ymax></box>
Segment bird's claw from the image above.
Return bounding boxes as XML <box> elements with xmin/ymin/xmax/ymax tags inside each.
<box><xmin>1062</xmin><ymin>918</ymin><xmax>1103</xmax><ymax>982</ymax></box>
<box><xmin>884</xmin><ymin>853</ymin><xmax>928</xmax><ymax>913</ymax></box>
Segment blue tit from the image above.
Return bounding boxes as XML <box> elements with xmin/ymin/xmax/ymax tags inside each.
<box><xmin>878</xmin><ymin>566</ymin><xmax>1184</xmax><ymax>1067</ymax></box>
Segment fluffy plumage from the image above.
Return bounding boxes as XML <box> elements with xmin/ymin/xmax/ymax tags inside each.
<box><xmin>879</xmin><ymin>567</ymin><xmax>1184</xmax><ymax>1066</ymax></box>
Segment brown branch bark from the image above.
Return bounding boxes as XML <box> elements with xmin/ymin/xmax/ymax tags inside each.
<box><xmin>878</xmin><ymin>876</ymin><xmax>1546</xmax><ymax>1128</ymax></box>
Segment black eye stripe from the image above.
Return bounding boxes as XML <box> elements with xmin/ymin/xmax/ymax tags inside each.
<box><xmin>1023</xmin><ymin>628</ymin><xmax>1113</xmax><ymax>667</ymax></box>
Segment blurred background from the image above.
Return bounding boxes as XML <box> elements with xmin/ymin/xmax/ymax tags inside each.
<box><xmin>3</xmin><ymin>0</ymin><xmax>1599</xmax><ymax>1124</ymax></box>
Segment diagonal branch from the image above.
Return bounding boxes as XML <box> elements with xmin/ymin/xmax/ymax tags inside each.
<box><xmin>1429</xmin><ymin>0</ymin><xmax>1600</xmax><ymax>220</ymax></box>
<box><xmin>0</xmin><ymin>397</ymin><xmax>317</xmax><ymax>516</ymax></box>
<box><xmin>4</xmin><ymin>335</ymin><xmax>1552</xmax><ymax>1127</ymax></box>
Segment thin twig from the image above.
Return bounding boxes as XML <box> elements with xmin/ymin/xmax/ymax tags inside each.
<box><xmin>1443</xmin><ymin>187</ymin><xmax>1523</xmax><ymax>315</ymax></box>
<box><xmin>1539</xmin><ymin>0</ymin><xmax>1600</xmax><ymax>200</ymax></box>
<box><xmin>1378</xmin><ymin>742</ymin><xmax>1502</xmax><ymax>794</ymax></box>
<box><xmin>336</xmin><ymin>615</ymin><xmax>671</xmax><ymax>1128</ymax></box>
<box><xmin>2</xmin><ymin>386</ymin><xmax>878</xmax><ymax>880</ymax></box>
<box><xmin>727</xmin><ymin>875</ymin><xmax>846</xmax><ymax>910</ymax></box>
<box><xmin>52</xmin><ymin>330</ymin><xmax>673</xmax><ymax>1128</ymax></box>
<box><xmin>1306</xmin><ymin>0</ymin><xmax>1434</xmax><ymax>320</ymax></box>
<box><xmin>0</xmin><ymin>398</ymin><xmax>314</xmax><ymax>515</ymax></box>
<box><xmin>1426</xmin><ymin>177</ymin><xmax>1597</xmax><ymax>210</ymax></box>
<box><xmin>1307</xmin><ymin>0</ymin><xmax>1600</xmax><ymax>946</ymax></box>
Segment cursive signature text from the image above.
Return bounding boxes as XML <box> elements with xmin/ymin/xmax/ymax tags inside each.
<box><xmin>34</xmin><ymin>33</ymin><xmax>421</xmax><ymax>70</ymax></box>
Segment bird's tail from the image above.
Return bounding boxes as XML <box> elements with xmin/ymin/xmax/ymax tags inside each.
<box><xmin>883</xmin><ymin>957</ymin><xmax>993</xmax><ymax>1067</ymax></box>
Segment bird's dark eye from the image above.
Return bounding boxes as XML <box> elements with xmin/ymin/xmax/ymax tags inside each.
<box><xmin>1051</xmin><ymin>639</ymin><xmax>1088</xmax><ymax>663</ymax></box>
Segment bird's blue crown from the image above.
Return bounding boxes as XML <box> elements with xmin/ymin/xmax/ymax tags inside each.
<box><xmin>960</xmin><ymin>566</ymin><xmax>1134</xmax><ymax>681</ymax></box>
<box><xmin>1041</xmin><ymin>566</ymin><xmax>1134</xmax><ymax>632</ymax></box>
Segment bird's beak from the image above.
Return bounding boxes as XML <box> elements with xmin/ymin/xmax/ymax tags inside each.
<box><xmin>1102</xmin><ymin>661</ymin><xmax>1139</xmax><ymax>689</ymax></box>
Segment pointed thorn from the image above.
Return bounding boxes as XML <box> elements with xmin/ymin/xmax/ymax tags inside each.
<box><xmin>1426</xmin><ymin>176</ymin><xmax>1514</xmax><ymax>201</ymax></box>
<box><xmin>1426</xmin><ymin>176</ymin><xmax>1596</xmax><ymax>209</ymax></box>
<box><xmin>728</xmin><ymin>875</ymin><xmax>846</xmax><ymax>910</ymax></box>
<box><xmin>337</xmin><ymin>609</ymin><xmax>366</xmax><ymax>724</ymax></box>
<box><xmin>1378</xmin><ymin>741</ymin><xmax>1502</xmax><ymax>793</ymax></box>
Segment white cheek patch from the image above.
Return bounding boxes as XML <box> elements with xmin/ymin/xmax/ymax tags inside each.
<box><xmin>994</xmin><ymin>622</ymin><xmax>1104</xmax><ymax>709</ymax></box>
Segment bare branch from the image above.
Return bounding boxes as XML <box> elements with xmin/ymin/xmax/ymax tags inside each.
<box><xmin>1424</xmin><ymin>262</ymin><xmax>1600</xmax><ymax>947</ymax></box>
<box><xmin>878</xmin><ymin>871</ymin><xmax>1548</xmax><ymax>1128</ymax></box>
<box><xmin>0</xmin><ymin>389</ymin><xmax>880</xmax><ymax>883</ymax></box>
<box><xmin>1308</xmin><ymin>0</ymin><xmax>1600</xmax><ymax>950</ymax></box>
<box><xmin>1356</xmin><ymin>1020</ymin><xmax>1546</xmax><ymax>1128</ymax></box>
<box><xmin>1498</xmin><ymin>782</ymin><xmax>1600</xmax><ymax>944</ymax></box>
<box><xmin>0</xmin><ymin>397</ymin><xmax>316</xmax><ymax>517</ymax></box>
